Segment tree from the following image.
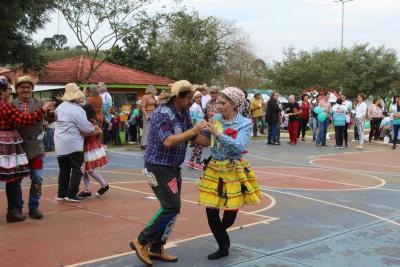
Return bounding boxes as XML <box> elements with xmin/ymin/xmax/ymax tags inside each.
<box><xmin>108</xmin><ymin>10</ymin><xmax>242</xmax><ymax>84</ymax></box>
<box><xmin>0</xmin><ymin>0</ymin><xmax>56</xmax><ymax>71</ymax></box>
<box><xmin>53</xmin><ymin>34</ymin><xmax>68</xmax><ymax>50</ymax></box>
<box><xmin>56</xmin><ymin>0</ymin><xmax>154</xmax><ymax>82</ymax></box>
<box><xmin>217</xmin><ymin>42</ymin><xmax>265</xmax><ymax>89</ymax></box>
<box><xmin>267</xmin><ymin>44</ymin><xmax>400</xmax><ymax>98</ymax></box>
<box><xmin>41</xmin><ymin>37</ymin><xmax>57</xmax><ymax>50</ymax></box>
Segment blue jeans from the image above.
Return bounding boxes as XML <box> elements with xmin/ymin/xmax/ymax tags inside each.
<box><xmin>311</xmin><ymin>117</ymin><xmax>318</xmax><ymax>140</ymax></box>
<box><xmin>17</xmin><ymin>168</ymin><xmax>43</xmax><ymax>210</ymax></box>
<box><xmin>268</xmin><ymin>122</ymin><xmax>278</xmax><ymax>143</ymax></box>
<box><xmin>316</xmin><ymin>118</ymin><xmax>329</xmax><ymax>145</ymax></box>
<box><xmin>393</xmin><ymin>124</ymin><xmax>400</xmax><ymax>145</ymax></box>
<box><xmin>45</xmin><ymin>128</ymin><xmax>54</xmax><ymax>151</ymax></box>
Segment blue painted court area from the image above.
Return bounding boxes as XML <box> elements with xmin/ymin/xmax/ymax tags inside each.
<box><xmin>23</xmin><ymin>140</ymin><xmax>400</xmax><ymax>266</ymax></box>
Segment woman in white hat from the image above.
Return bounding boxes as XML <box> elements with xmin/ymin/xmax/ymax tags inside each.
<box><xmin>54</xmin><ymin>83</ymin><xmax>98</xmax><ymax>202</ymax></box>
<box><xmin>0</xmin><ymin>76</ymin><xmax>53</xmax><ymax>222</ymax></box>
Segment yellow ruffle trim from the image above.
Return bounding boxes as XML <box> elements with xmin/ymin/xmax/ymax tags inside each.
<box><xmin>198</xmin><ymin>158</ymin><xmax>262</xmax><ymax>210</ymax></box>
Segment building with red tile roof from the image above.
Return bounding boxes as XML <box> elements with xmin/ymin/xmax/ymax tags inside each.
<box><xmin>0</xmin><ymin>55</ymin><xmax>174</xmax><ymax>109</ymax></box>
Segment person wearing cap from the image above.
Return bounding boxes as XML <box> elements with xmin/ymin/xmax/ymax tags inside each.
<box><xmin>250</xmin><ymin>92</ymin><xmax>266</xmax><ymax>136</ymax></box>
<box><xmin>198</xmin><ymin>87</ymin><xmax>262</xmax><ymax>260</ymax></box>
<box><xmin>54</xmin><ymin>83</ymin><xmax>99</xmax><ymax>202</ymax></box>
<box><xmin>0</xmin><ymin>76</ymin><xmax>53</xmax><ymax>223</ymax></box>
<box><xmin>188</xmin><ymin>90</ymin><xmax>205</xmax><ymax>170</ymax></box>
<box><xmin>12</xmin><ymin>76</ymin><xmax>57</xmax><ymax>220</ymax></box>
<box><xmin>129</xmin><ymin>80</ymin><xmax>210</xmax><ymax>266</ymax></box>
<box><xmin>205</xmin><ymin>85</ymin><xmax>221</xmax><ymax>120</ymax></box>
<box><xmin>140</xmin><ymin>85</ymin><xmax>158</xmax><ymax>150</ymax></box>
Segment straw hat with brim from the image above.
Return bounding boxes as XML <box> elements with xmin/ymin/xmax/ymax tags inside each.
<box><xmin>15</xmin><ymin>76</ymin><xmax>34</xmax><ymax>89</ymax></box>
<box><xmin>61</xmin><ymin>83</ymin><xmax>85</xmax><ymax>101</ymax></box>
<box><xmin>170</xmin><ymin>80</ymin><xmax>193</xmax><ymax>96</ymax></box>
<box><xmin>193</xmin><ymin>91</ymin><xmax>202</xmax><ymax>99</ymax></box>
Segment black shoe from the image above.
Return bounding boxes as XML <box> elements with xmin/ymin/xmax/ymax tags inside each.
<box><xmin>393</xmin><ymin>145</ymin><xmax>396</xmax><ymax>150</ymax></box>
<box><xmin>267</xmin><ymin>142</ymin><xmax>272</xmax><ymax>145</ymax></box>
<box><xmin>6</xmin><ymin>208</ymin><xmax>26</xmax><ymax>223</ymax></box>
<box><xmin>272</xmin><ymin>142</ymin><xmax>280</xmax><ymax>145</ymax></box>
<box><xmin>78</xmin><ymin>191</ymin><xmax>92</xmax><ymax>198</ymax></box>
<box><xmin>29</xmin><ymin>208</ymin><xmax>44</xmax><ymax>220</ymax></box>
<box><xmin>208</xmin><ymin>250</ymin><xmax>229</xmax><ymax>260</ymax></box>
<box><xmin>96</xmin><ymin>184</ymin><xmax>110</xmax><ymax>196</ymax></box>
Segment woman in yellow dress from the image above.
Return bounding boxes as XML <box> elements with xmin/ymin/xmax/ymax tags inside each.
<box><xmin>199</xmin><ymin>87</ymin><xmax>262</xmax><ymax>260</ymax></box>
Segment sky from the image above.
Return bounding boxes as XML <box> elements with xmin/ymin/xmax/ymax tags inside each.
<box><xmin>33</xmin><ymin>0</ymin><xmax>400</xmax><ymax>63</ymax></box>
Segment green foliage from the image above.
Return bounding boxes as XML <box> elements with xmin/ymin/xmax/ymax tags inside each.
<box><xmin>268</xmin><ymin>44</ymin><xmax>400</xmax><ymax>98</ymax></box>
<box><xmin>108</xmin><ymin>10</ymin><xmax>241</xmax><ymax>84</ymax></box>
<box><xmin>0</xmin><ymin>0</ymin><xmax>56</xmax><ymax>71</ymax></box>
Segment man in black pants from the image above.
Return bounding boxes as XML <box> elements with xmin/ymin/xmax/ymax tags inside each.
<box><xmin>129</xmin><ymin>80</ymin><xmax>210</xmax><ymax>266</ymax></box>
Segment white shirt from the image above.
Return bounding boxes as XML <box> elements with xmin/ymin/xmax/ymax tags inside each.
<box><xmin>201</xmin><ymin>94</ymin><xmax>211</xmax><ymax>109</ymax></box>
<box><xmin>355</xmin><ymin>102</ymin><xmax>367</xmax><ymax>120</ymax></box>
<box><xmin>54</xmin><ymin>102</ymin><xmax>95</xmax><ymax>156</ymax></box>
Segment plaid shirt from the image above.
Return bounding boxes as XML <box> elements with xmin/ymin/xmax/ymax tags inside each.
<box><xmin>144</xmin><ymin>103</ymin><xmax>192</xmax><ymax>167</ymax></box>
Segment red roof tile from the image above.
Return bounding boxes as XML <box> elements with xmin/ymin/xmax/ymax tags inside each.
<box><xmin>1</xmin><ymin>56</ymin><xmax>174</xmax><ymax>86</ymax></box>
<box><xmin>43</xmin><ymin>56</ymin><xmax>174</xmax><ymax>85</ymax></box>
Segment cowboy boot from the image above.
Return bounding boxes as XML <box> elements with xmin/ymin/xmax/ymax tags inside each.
<box><xmin>148</xmin><ymin>246</ymin><xmax>178</xmax><ymax>262</ymax></box>
<box><xmin>129</xmin><ymin>239</ymin><xmax>152</xmax><ymax>266</ymax></box>
<box><xmin>6</xmin><ymin>208</ymin><xmax>26</xmax><ymax>223</ymax></box>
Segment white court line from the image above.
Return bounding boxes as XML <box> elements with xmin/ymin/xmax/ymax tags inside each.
<box><xmin>263</xmin><ymin>187</ymin><xmax>400</xmax><ymax>227</ymax></box>
<box><xmin>253</xmin><ymin>169</ymin><xmax>386</xmax><ymax>191</ymax></box>
<box><xmin>66</xmin><ymin>218</ymin><xmax>276</xmax><ymax>267</ymax></box>
<box><xmin>248</xmin><ymin>153</ymin><xmax>400</xmax><ymax>177</ymax></box>
<box><xmin>111</xmin><ymin>182</ymin><xmax>276</xmax><ymax>220</ymax></box>
<box><xmin>312</xmin><ymin>157</ymin><xmax>400</xmax><ymax>169</ymax></box>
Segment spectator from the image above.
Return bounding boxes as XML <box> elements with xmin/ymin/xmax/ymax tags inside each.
<box><xmin>354</xmin><ymin>93</ymin><xmax>367</xmax><ymax>149</ymax></box>
<box><xmin>341</xmin><ymin>94</ymin><xmax>353</xmax><ymax>146</ymax></box>
<box><xmin>141</xmin><ymin>85</ymin><xmax>158</xmax><ymax>149</ymax></box>
<box><xmin>265</xmin><ymin>91</ymin><xmax>281</xmax><ymax>145</ymax></box>
<box><xmin>316</xmin><ymin>92</ymin><xmax>330</xmax><ymax>146</ymax></box>
<box><xmin>330</xmin><ymin>98</ymin><xmax>348</xmax><ymax>148</ymax></box>
<box><xmin>188</xmin><ymin>91</ymin><xmax>205</xmax><ymax>170</ymax></box>
<box><xmin>286</xmin><ymin>95</ymin><xmax>302</xmax><ymax>145</ymax></box>
<box><xmin>111</xmin><ymin>110</ymin><xmax>121</xmax><ymax>146</ymax></box>
<box><xmin>98</xmin><ymin>82</ymin><xmax>112</xmax><ymax>149</ymax></box>
<box><xmin>368</xmin><ymin>98</ymin><xmax>384</xmax><ymax>142</ymax></box>
<box><xmin>199</xmin><ymin>84</ymin><xmax>211</xmax><ymax>110</ymax></box>
<box><xmin>250</xmin><ymin>92</ymin><xmax>266</xmax><ymax>136</ymax></box>
<box><xmin>298</xmin><ymin>94</ymin><xmax>310</xmax><ymax>141</ymax></box>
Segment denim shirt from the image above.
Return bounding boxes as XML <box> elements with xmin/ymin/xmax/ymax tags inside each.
<box><xmin>211</xmin><ymin>113</ymin><xmax>252</xmax><ymax>160</ymax></box>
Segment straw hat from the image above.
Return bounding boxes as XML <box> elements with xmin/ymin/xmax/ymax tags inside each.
<box><xmin>193</xmin><ymin>91</ymin><xmax>202</xmax><ymax>99</ymax></box>
<box><xmin>170</xmin><ymin>80</ymin><xmax>193</xmax><ymax>96</ymax></box>
<box><xmin>61</xmin><ymin>83</ymin><xmax>84</xmax><ymax>101</ymax></box>
<box><xmin>15</xmin><ymin>76</ymin><xmax>35</xmax><ymax>89</ymax></box>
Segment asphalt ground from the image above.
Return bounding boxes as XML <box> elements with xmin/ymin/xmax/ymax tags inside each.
<box><xmin>1</xmin><ymin>135</ymin><xmax>399</xmax><ymax>267</ymax></box>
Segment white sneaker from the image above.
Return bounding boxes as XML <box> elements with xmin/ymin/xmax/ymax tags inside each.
<box><xmin>64</xmin><ymin>197</ymin><xmax>83</xmax><ymax>203</ymax></box>
<box><xmin>56</xmin><ymin>197</ymin><xmax>65</xmax><ymax>201</ymax></box>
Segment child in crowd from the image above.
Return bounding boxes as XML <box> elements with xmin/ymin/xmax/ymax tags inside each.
<box><xmin>78</xmin><ymin>104</ymin><xmax>109</xmax><ymax>198</ymax></box>
<box><xmin>188</xmin><ymin>91</ymin><xmax>204</xmax><ymax>170</ymax></box>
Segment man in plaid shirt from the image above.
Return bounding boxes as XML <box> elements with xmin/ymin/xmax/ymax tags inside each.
<box><xmin>130</xmin><ymin>80</ymin><xmax>210</xmax><ymax>266</ymax></box>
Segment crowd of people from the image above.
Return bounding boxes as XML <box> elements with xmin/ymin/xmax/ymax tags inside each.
<box><xmin>248</xmin><ymin>91</ymin><xmax>400</xmax><ymax>150</ymax></box>
<box><xmin>1</xmin><ymin>74</ymin><xmax>399</xmax><ymax>266</ymax></box>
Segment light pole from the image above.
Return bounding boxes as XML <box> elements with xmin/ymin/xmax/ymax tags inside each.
<box><xmin>334</xmin><ymin>0</ymin><xmax>353</xmax><ymax>50</ymax></box>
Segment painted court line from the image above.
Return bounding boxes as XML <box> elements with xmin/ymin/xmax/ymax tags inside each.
<box><xmin>263</xmin><ymin>187</ymin><xmax>400</xmax><ymax>227</ymax></box>
<box><xmin>254</xmin><ymin>169</ymin><xmax>385</xmax><ymax>190</ymax></box>
<box><xmin>312</xmin><ymin>157</ymin><xmax>400</xmax><ymax>169</ymax></box>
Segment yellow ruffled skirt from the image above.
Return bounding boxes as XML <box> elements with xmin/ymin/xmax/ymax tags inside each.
<box><xmin>198</xmin><ymin>158</ymin><xmax>262</xmax><ymax>210</ymax></box>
